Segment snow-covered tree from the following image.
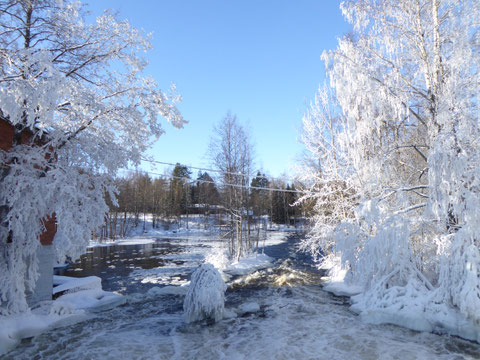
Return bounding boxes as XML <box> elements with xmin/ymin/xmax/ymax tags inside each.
<box><xmin>208</xmin><ymin>111</ymin><xmax>254</xmax><ymax>259</ymax></box>
<box><xmin>0</xmin><ymin>0</ymin><xmax>185</xmax><ymax>315</ymax></box>
<box><xmin>297</xmin><ymin>85</ymin><xmax>358</xmax><ymax>261</ymax></box>
<box><xmin>303</xmin><ymin>0</ymin><xmax>480</xmax><ymax>322</ymax></box>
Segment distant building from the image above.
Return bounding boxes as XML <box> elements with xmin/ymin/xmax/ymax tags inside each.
<box><xmin>187</xmin><ymin>204</ymin><xmax>226</xmax><ymax>215</ymax></box>
<box><xmin>0</xmin><ymin>115</ymin><xmax>56</xmax><ymax>305</ymax></box>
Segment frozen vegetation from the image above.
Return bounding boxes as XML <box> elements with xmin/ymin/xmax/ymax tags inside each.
<box><xmin>2</xmin><ymin>0</ymin><xmax>480</xmax><ymax>356</ymax></box>
<box><xmin>297</xmin><ymin>0</ymin><xmax>480</xmax><ymax>343</ymax></box>
<box><xmin>183</xmin><ymin>264</ymin><xmax>226</xmax><ymax>324</ymax></box>
<box><xmin>321</xmin><ymin>256</ymin><xmax>480</xmax><ymax>343</ymax></box>
<box><xmin>0</xmin><ymin>0</ymin><xmax>184</xmax><ymax>317</ymax></box>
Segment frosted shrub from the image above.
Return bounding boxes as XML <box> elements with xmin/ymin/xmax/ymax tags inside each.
<box><xmin>183</xmin><ymin>264</ymin><xmax>226</xmax><ymax>324</ymax></box>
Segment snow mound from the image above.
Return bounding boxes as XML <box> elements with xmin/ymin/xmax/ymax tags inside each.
<box><xmin>1</xmin><ymin>277</ymin><xmax>125</xmax><ymax>356</ymax></box>
<box><xmin>53</xmin><ymin>275</ymin><xmax>102</xmax><ymax>295</ymax></box>
<box><xmin>56</xmin><ymin>289</ymin><xmax>125</xmax><ymax>312</ymax></box>
<box><xmin>224</xmin><ymin>253</ymin><xmax>273</xmax><ymax>276</ymax></box>
<box><xmin>183</xmin><ymin>263</ymin><xmax>226</xmax><ymax>323</ymax></box>
<box><xmin>351</xmin><ymin>294</ymin><xmax>480</xmax><ymax>343</ymax></box>
<box><xmin>319</xmin><ymin>255</ymin><xmax>363</xmax><ymax>297</ymax></box>
<box><xmin>114</xmin><ymin>238</ymin><xmax>156</xmax><ymax>246</ymax></box>
<box><xmin>52</xmin><ymin>275</ymin><xmax>125</xmax><ymax>312</ymax></box>
<box><xmin>323</xmin><ymin>277</ymin><xmax>363</xmax><ymax>297</ymax></box>
<box><xmin>223</xmin><ymin>308</ymin><xmax>237</xmax><ymax>319</ymax></box>
<box><xmin>147</xmin><ymin>285</ymin><xmax>188</xmax><ymax>297</ymax></box>
<box><xmin>320</xmin><ymin>256</ymin><xmax>480</xmax><ymax>343</ymax></box>
<box><xmin>48</xmin><ymin>301</ymin><xmax>76</xmax><ymax>316</ymax></box>
<box><xmin>239</xmin><ymin>302</ymin><xmax>260</xmax><ymax>315</ymax></box>
<box><xmin>0</xmin><ymin>303</ymin><xmax>87</xmax><ymax>356</ymax></box>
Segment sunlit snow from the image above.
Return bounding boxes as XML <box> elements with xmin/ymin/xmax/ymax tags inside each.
<box><xmin>2</xmin><ymin>232</ymin><xmax>479</xmax><ymax>359</ymax></box>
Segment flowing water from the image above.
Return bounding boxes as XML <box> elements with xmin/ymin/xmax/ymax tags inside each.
<box><xmin>3</xmin><ymin>233</ymin><xmax>480</xmax><ymax>360</ymax></box>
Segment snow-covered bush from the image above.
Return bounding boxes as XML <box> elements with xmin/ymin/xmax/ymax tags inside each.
<box><xmin>183</xmin><ymin>264</ymin><xmax>226</xmax><ymax>323</ymax></box>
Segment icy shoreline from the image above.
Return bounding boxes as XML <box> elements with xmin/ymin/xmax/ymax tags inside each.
<box><xmin>0</xmin><ymin>275</ymin><xmax>125</xmax><ymax>356</ymax></box>
<box><xmin>0</xmin><ymin>229</ymin><xmax>289</xmax><ymax>356</ymax></box>
<box><xmin>321</xmin><ymin>256</ymin><xmax>480</xmax><ymax>344</ymax></box>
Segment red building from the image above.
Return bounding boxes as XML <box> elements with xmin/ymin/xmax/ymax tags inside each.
<box><xmin>1</xmin><ymin>116</ymin><xmax>56</xmax><ymax>302</ymax></box>
<box><xmin>0</xmin><ymin>117</ymin><xmax>56</xmax><ymax>245</ymax></box>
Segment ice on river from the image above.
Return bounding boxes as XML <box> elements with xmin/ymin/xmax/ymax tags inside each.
<box><xmin>3</xmin><ymin>232</ymin><xmax>480</xmax><ymax>360</ymax></box>
<box><xmin>6</xmin><ymin>279</ymin><xmax>479</xmax><ymax>359</ymax></box>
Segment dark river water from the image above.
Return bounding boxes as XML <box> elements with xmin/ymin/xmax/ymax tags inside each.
<box><xmin>3</xmin><ymin>232</ymin><xmax>480</xmax><ymax>360</ymax></box>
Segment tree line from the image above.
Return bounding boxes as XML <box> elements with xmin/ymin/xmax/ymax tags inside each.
<box><xmin>101</xmin><ymin>165</ymin><xmax>310</xmax><ymax>240</ymax></box>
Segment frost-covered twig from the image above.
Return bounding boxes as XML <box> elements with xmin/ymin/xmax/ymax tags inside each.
<box><xmin>183</xmin><ymin>264</ymin><xmax>226</xmax><ymax>323</ymax></box>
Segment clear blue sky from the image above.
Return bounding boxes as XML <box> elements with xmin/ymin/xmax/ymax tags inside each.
<box><xmin>88</xmin><ymin>1</ymin><xmax>351</xmax><ymax>178</ymax></box>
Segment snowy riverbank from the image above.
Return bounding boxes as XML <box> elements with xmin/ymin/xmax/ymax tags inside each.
<box><xmin>4</xmin><ymin>232</ymin><xmax>479</xmax><ymax>359</ymax></box>
<box><xmin>321</xmin><ymin>255</ymin><xmax>480</xmax><ymax>344</ymax></box>
<box><xmin>0</xmin><ymin>276</ymin><xmax>125</xmax><ymax>356</ymax></box>
<box><xmin>87</xmin><ymin>213</ymin><xmax>308</xmax><ymax>248</ymax></box>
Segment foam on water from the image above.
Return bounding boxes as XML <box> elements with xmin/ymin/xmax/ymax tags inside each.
<box><xmin>3</xmin><ymin>233</ymin><xmax>480</xmax><ymax>360</ymax></box>
<box><xmin>8</xmin><ymin>277</ymin><xmax>480</xmax><ymax>359</ymax></box>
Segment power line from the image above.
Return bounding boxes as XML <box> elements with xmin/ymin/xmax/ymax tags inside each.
<box><xmin>119</xmin><ymin>168</ymin><xmax>312</xmax><ymax>195</ymax></box>
<box><xmin>140</xmin><ymin>158</ymin><xmax>298</xmax><ymax>184</ymax></box>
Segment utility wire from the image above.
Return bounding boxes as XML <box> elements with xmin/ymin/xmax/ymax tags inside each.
<box><xmin>119</xmin><ymin>168</ymin><xmax>312</xmax><ymax>195</ymax></box>
<box><xmin>140</xmin><ymin>158</ymin><xmax>298</xmax><ymax>184</ymax></box>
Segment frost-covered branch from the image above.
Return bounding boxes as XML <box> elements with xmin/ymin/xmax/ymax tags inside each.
<box><xmin>302</xmin><ymin>0</ymin><xmax>480</xmax><ymax>325</ymax></box>
<box><xmin>0</xmin><ymin>0</ymin><xmax>185</xmax><ymax>315</ymax></box>
<box><xmin>394</xmin><ymin>203</ymin><xmax>426</xmax><ymax>215</ymax></box>
<box><xmin>183</xmin><ymin>264</ymin><xmax>226</xmax><ymax>323</ymax></box>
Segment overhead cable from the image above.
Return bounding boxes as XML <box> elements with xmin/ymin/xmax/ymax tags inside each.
<box><xmin>140</xmin><ymin>158</ymin><xmax>297</xmax><ymax>183</ymax></box>
<box><xmin>119</xmin><ymin>168</ymin><xmax>311</xmax><ymax>195</ymax></box>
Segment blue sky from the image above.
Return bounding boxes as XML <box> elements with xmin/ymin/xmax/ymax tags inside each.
<box><xmin>89</xmin><ymin>1</ymin><xmax>351</xmax><ymax>178</ymax></box>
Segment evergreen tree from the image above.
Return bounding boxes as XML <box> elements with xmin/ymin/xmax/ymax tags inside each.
<box><xmin>250</xmin><ymin>172</ymin><xmax>269</xmax><ymax>216</ymax></box>
<box><xmin>169</xmin><ymin>164</ymin><xmax>191</xmax><ymax>217</ymax></box>
<box><xmin>196</xmin><ymin>172</ymin><xmax>220</xmax><ymax>209</ymax></box>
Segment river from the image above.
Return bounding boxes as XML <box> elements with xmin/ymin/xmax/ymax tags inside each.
<box><xmin>3</xmin><ymin>232</ymin><xmax>480</xmax><ymax>360</ymax></box>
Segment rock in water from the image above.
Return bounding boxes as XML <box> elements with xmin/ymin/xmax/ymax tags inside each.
<box><xmin>183</xmin><ymin>263</ymin><xmax>226</xmax><ymax>323</ymax></box>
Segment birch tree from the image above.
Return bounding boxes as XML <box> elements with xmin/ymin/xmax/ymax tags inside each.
<box><xmin>297</xmin><ymin>85</ymin><xmax>357</xmax><ymax>261</ymax></box>
<box><xmin>305</xmin><ymin>0</ymin><xmax>480</xmax><ymax>321</ymax></box>
<box><xmin>0</xmin><ymin>0</ymin><xmax>185</xmax><ymax>315</ymax></box>
<box><xmin>208</xmin><ymin>112</ymin><xmax>254</xmax><ymax>259</ymax></box>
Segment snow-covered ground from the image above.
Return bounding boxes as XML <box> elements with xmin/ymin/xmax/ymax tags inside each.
<box><xmin>87</xmin><ymin>218</ymin><xmax>480</xmax><ymax>345</ymax></box>
<box><xmin>0</xmin><ymin>275</ymin><xmax>125</xmax><ymax>356</ymax></box>
<box><xmin>88</xmin><ymin>214</ymin><xmax>307</xmax><ymax>248</ymax></box>
<box><xmin>3</xmin><ymin>231</ymin><xmax>479</xmax><ymax>359</ymax></box>
<box><xmin>320</xmin><ymin>254</ymin><xmax>480</xmax><ymax>344</ymax></box>
<box><xmin>0</xmin><ymin>304</ymin><xmax>88</xmax><ymax>356</ymax></box>
<box><xmin>0</xmin><ymin>222</ymin><xmax>288</xmax><ymax>357</ymax></box>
